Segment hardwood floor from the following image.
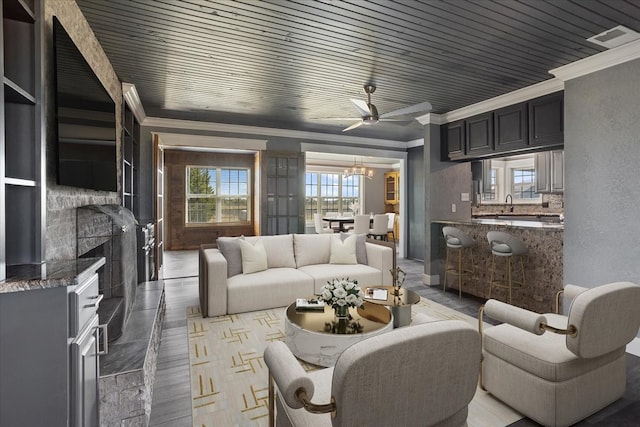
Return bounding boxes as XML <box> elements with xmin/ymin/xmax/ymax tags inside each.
<box><xmin>148</xmin><ymin>251</ymin><xmax>198</xmax><ymax>427</ymax></box>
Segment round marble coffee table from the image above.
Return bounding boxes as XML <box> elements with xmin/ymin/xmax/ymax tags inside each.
<box><xmin>284</xmin><ymin>301</ymin><xmax>393</xmax><ymax>367</ymax></box>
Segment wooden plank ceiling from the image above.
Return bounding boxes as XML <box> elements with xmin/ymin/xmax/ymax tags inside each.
<box><xmin>76</xmin><ymin>0</ymin><xmax>640</xmax><ymax>141</ymax></box>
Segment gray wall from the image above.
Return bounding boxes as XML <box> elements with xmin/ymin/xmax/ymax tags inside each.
<box><xmin>407</xmin><ymin>146</ymin><xmax>424</xmax><ymax>260</ymax></box>
<box><xmin>564</xmin><ymin>58</ymin><xmax>640</xmax><ymax>288</ymax></box>
<box><xmin>364</xmin><ymin>168</ymin><xmax>387</xmax><ymax>215</ymax></box>
<box><xmin>424</xmin><ymin>123</ymin><xmax>472</xmax><ymax>282</ymax></box>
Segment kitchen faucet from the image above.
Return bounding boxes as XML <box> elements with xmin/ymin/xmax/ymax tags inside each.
<box><xmin>505</xmin><ymin>194</ymin><xmax>514</xmax><ymax>212</ymax></box>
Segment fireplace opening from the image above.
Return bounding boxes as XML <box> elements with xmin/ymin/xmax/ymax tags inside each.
<box><xmin>77</xmin><ymin>205</ymin><xmax>138</xmax><ymax>342</ymax></box>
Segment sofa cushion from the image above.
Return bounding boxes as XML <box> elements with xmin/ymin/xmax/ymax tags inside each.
<box><xmin>340</xmin><ymin>232</ymin><xmax>367</xmax><ymax>265</ymax></box>
<box><xmin>216</xmin><ymin>236</ymin><xmax>243</xmax><ymax>277</ymax></box>
<box><xmin>239</xmin><ymin>238</ymin><xmax>268</xmax><ymax>274</ymax></box>
<box><xmin>227</xmin><ymin>268</ymin><xmax>315</xmax><ymax>314</ymax></box>
<box><xmin>293</xmin><ymin>234</ymin><xmax>331</xmax><ymax>268</ymax></box>
<box><xmin>298</xmin><ymin>264</ymin><xmax>384</xmax><ymax>294</ymax></box>
<box><xmin>330</xmin><ymin>234</ymin><xmax>357</xmax><ymax>264</ymax></box>
<box><xmin>245</xmin><ymin>234</ymin><xmax>296</xmax><ymax>269</ymax></box>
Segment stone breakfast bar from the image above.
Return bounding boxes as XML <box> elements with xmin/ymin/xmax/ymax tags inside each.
<box><xmin>432</xmin><ymin>218</ymin><xmax>563</xmax><ymax>313</ymax></box>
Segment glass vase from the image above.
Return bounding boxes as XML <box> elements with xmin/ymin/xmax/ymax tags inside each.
<box><xmin>333</xmin><ymin>305</ymin><xmax>349</xmax><ymax>319</ymax></box>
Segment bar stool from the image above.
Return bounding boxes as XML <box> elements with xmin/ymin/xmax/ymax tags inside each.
<box><xmin>442</xmin><ymin>226</ymin><xmax>476</xmax><ymax>298</ymax></box>
<box><xmin>487</xmin><ymin>231</ymin><xmax>528</xmax><ymax>304</ymax></box>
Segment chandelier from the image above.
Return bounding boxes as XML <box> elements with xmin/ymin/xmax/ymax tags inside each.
<box><xmin>344</xmin><ymin>158</ymin><xmax>374</xmax><ymax>179</ymax></box>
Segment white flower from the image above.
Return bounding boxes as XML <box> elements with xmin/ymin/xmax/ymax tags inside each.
<box><xmin>333</xmin><ymin>287</ymin><xmax>347</xmax><ymax>298</ymax></box>
<box><xmin>322</xmin><ymin>289</ymin><xmax>333</xmax><ymax>300</ymax></box>
<box><xmin>335</xmin><ymin>299</ymin><xmax>347</xmax><ymax>306</ymax></box>
<box><xmin>345</xmin><ymin>281</ymin><xmax>355</xmax><ymax>290</ymax></box>
<box><xmin>345</xmin><ymin>294</ymin><xmax>357</xmax><ymax>304</ymax></box>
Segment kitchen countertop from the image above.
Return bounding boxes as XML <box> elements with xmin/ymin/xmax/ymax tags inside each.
<box><xmin>433</xmin><ymin>218</ymin><xmax>564</xmax><ymax>230</ymax></box>
<box><xmin>0</xmin><ymin>257</ymin><xmax>105</xmax><ymax>293</ymax></box>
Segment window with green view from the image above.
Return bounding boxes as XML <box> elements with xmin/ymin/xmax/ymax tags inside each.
<box><xmin>186</xmin><ymin>167</ymin><xmax>250</xmax><ymax>224</ymax></box>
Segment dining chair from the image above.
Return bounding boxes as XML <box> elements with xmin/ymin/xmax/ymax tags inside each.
<box><xmin>368</xmin><ymin>214</ymin><xmax>388</xmax><ymax>240</ymax></box>
<box><xmin>313</xmin><ymin>213</ymin><xmax>334</xmax><ymax>234</ymax></box>
<box><xmin>351</xmin><ymin>215</ymin><xmax>370</xmax><ymax>234</ymax></box>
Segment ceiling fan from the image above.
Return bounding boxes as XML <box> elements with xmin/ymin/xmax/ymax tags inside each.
<box><xmin>325</xmin><ymin>84</ymin><xmax>432</xmax><ymax>132</ymax></box>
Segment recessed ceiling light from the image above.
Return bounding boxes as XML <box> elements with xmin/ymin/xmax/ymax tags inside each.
<box><xmin>586</xmin><ymin>25</ymin><xmax>640</xmax><ymax>49</ymax></box>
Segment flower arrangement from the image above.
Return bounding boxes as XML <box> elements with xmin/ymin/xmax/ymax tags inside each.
<box><xmin>348</xmin><ymin>201</ymin><xmax>360</xmax><ymax>215</ymax></box>
<box><xmin>320</xmin><ymin>278</ymin><xmax>365</xmax><ymax>315</ymax></box>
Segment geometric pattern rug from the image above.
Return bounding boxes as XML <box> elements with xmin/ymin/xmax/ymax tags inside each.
<box><xmin>187</xmin><ymin>298</ymin><xmax>523</xmax><ymax>427</ymax></box>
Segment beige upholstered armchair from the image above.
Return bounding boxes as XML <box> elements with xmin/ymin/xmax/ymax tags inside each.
<box><xmin>479</xmin><ymin>281</ymin><xmax>640</xmax><ymax>427</ymax></box>
<box><xmin>264</xmin><ymin>320</ymin><xmax>481</xmax><ymax>427</ymax></box>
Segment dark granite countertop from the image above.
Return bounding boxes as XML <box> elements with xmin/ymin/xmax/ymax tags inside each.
<box><xmin>433</xmin><ymin>218</ymin><xmax>564</xmax><ymax>231</ymax></box>
<box><xmin>1</xmin><ymin>257</ymin><xmax>106</xmax><ymax>293</ymax></box>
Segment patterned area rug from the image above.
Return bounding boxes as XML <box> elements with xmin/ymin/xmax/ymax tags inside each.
<box><xmin>187</xmin><ymin>298</ymin><xmax>522</xmax><ymax>427</ymax></box>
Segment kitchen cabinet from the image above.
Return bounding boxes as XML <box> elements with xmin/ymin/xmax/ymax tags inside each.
<box><xmin>444</xmin><ymin>119</ymin><xmax>465</xmax><ymax>160</ymax></box>
<box><xmin>535</xmin><ymin>150</ymin><xmax>564</xmax><ymax>193</ymax></box>
<box><xmin>441</xmin><ymin>91</ymin><xmax>564</xmax><ymax>161</ymax></box>
<box><xmin>0</xmin><ymin>259</ymin><xmax>104</xmax><ymax>427</ymax></box>
<box><xmin>384</xmin><ymin>171</ymin><xmax>400</xmax><ymax>205</ymax></box>
<box><xmin>529</xmin><ymin>92</ymin><xmax>564</xmax><ymax>147</ymax></box>
<box><xmin>494</xmin><ymin>102</ymin><xmax>528</xmax><ymax>152</ymax></box>
<box><xmin>466</xmin><ymin>112</ymin><xmax>494</xmax><ymax>156</ymax></box>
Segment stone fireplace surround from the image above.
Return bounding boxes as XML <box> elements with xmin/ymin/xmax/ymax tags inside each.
<box><xmin>66</xmin><ymin>204</ymin><xmax>165</xmax><ymax>426</ymax></box>
<box><xmin>76</xmin><ymin>204</ymin><xmax>138</xmax><ymax>342</ymax></box>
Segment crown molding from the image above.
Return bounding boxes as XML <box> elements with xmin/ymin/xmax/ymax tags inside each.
<box><xmin>141</xmin><ymin>116</ymin><xmax>406</xmax><ymax>148</ymax></box>
<box><xmin>121</xmin><ymin>83</ymin><xmax>147</xmax><ymax>123</ymax></box>
<box><xmin>155</xmin><ymin>132</ymin><xmax>267</xmax><ymax>151</ymax></box>
<box><xmin>550</xmin><ymin>38</ymin><xmax>640</xmax><ymax>81</ymax></box>
<box><xmin>406</xmin><ymin>138</ymin><xmax>425</xmax><ymax>148</ymax></box>
<box><xmin>444</xmin><ymin>78</ymin><xmax>564</xmax><ymax>124</ymax></box>
<box><xmin>416</xmin><ymin>112</ymin><xmax>446</xmax><ymax>126</ymax></box>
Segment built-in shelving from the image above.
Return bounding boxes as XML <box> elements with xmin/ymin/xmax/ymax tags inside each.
<box><xmin>1</xmin><ymin>0</ymin><xmax>44</xmax><ymax>281</ymax></box>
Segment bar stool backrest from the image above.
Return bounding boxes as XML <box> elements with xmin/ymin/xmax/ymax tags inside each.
<box><xmin>487</xmin><ymin>231</ymin><xmax>528</xmax><ymax>256</ymax></box>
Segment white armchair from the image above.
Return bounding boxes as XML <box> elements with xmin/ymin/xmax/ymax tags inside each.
<box><xmin>479</xmin><ymin>281</ymin><xmax>640</xmax><ymax>427</ymax></box>
<box><xmin>264</xmin><ymin>320</ymin><xmax>481</xmax><ymax>427</ymax></box>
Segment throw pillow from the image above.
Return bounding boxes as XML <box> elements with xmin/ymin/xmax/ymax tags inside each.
<box><xmin>293</xmin><ymin>234</ymin><xmax>332</xmax><ymax>267</ymax></box>
<box><xmin>239</xmin><ymin>238</ymin><xmax>268</xmax><ymax>274</ymax></box>
<box><xmin>329</xmin><ymin>234</ymin><xmax>357</xmax><ymax>264</ymax></box>
<box><xmin>340</xmin><ymin>232</ymin><xmax>368</xmax><ymax>265</ymax></box>
<box><xmin>244</xmin><ymin>234</ymin><xmax>295</xmax><ymax>268</ymax></box>
<box><xmin>216</xmin><ymin>236</ymin><xmax>243</xmax><ymax>277</ymax></box>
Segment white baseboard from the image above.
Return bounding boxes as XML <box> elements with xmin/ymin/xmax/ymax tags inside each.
<box><xmin>422</xmin><ymin>274</ymin><xmax>440</xmax><ymax>286</ymax></box>
<box><xmin>627</xmin><ymin>337</ymin><xmax>640</xmax><ymax>357</ymax></box>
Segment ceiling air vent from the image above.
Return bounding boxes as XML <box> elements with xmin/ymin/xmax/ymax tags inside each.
<box><xmin>586</xmin><ymin>25</ymin><xmax>640</xmax><ymax>49</ymax></box>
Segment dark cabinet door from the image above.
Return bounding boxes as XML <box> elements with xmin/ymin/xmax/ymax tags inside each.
<box><xmin>529</xmin><ymin>92</ymin><xmax>564</xmax><ymax>147</ymax></box>
<box><xmin>494</xmin><ymin>102</ymin><xmax>528</xmax><ymax>151</ymax></box>
<box><xmin>466</xmin><ymin>112</ymin><xmax>493</xmax><ymax>156</ymax></box>
<box><xmin>444</xmin><ymin>119</ymin><xmax>465</xmax><ymax>160</ymax></box>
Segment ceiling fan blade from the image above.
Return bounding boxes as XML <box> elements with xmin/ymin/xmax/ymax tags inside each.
<box><xmin>312</xmin><ymin>117</ymin><xmax>362</xmax><ymax>121</ymax></box>
<box><xmin>380</xmin><ymin>101</ymin><xmax>433</xmax><ymax>118</ymax></box>
<box><xmin>342</xmin><ymin>121</ymin><xmax>364</xmax><ymax>132</ymax></box>
<box><xmin>350</xmin><ymin>99</ymin><xmax>372</xmax><ymax>116</ymax></box>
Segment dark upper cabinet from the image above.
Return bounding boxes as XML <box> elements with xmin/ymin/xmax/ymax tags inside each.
<box><xmin>445</xmin><ymin>119</ymin><xmax>465</xmax><ymax>160</ymax></box>
<box><xmin>494</xmin><ymin>102</ymin><xmax>528</xmax><ymax>152</ymax></box>
<box><xmin>529</xmin><ymin>92</ymin><xmax>564</xmax><ymax>147</ymax></box>
<box><xmin>466</xmin><ymin>112</ymin><xmax>494</xmax><ymax>156</ymax></box>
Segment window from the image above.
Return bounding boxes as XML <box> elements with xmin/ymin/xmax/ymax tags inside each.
<box><xmin>481</xmin><ymin>154</ymin><xmax>541</xmax><ymax>203</ymax></box>
<box><xmin>512</xmin><ymin>168</ymin><xmax>537</xmax><ymax>199</ymax></box>
<box><xmin>186</xmin><ymin>166</ymin><xmax>250</xmax><ymax>224</ymax></box>
<box><xmin>305</xmin><ymin>172</ymin><xmax>361</xmax><ymax>221</ymax></box>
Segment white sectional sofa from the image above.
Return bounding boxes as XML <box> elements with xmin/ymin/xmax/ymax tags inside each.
<box><xmin>198</xmin><ymin>233</ymin><xmax>394</xmax><ymax>317</ymax></box>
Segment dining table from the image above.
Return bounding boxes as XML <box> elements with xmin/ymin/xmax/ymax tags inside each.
<box><xmin>322</xmin><ymin>216</ymin><xmax>355</xmax><ymax>232</ymax></box>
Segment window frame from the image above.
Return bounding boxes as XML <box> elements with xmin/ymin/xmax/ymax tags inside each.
<box><xmin>305</xmin><ymin>171</ymin><xmax>362</xmax><ymax>222</ymax></box>
<box><xmin>185</xmin><ymin>165</ymin><xmax>252</xmax><ymax>226</ymax></box>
